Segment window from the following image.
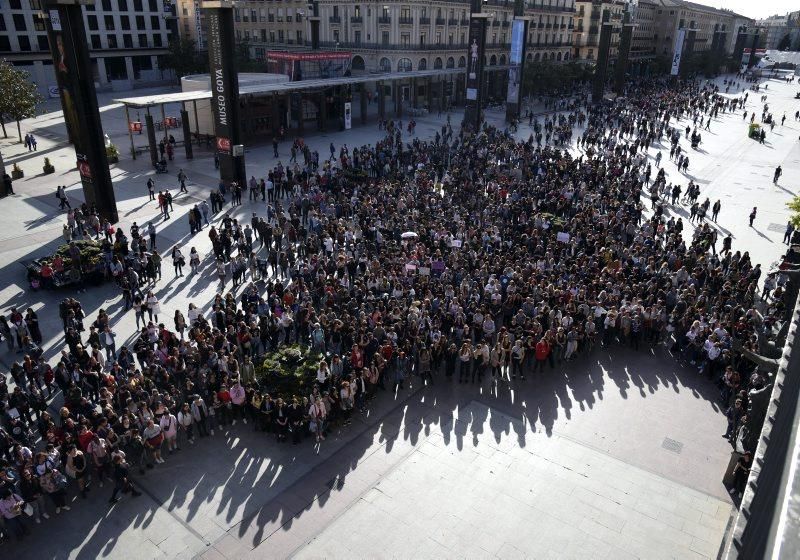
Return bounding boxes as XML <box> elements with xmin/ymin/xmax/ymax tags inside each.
<box><xmin>382</xmin><ymin>5</ymin><xmax>389</xmax><ymax>17</ymax></box>
<box><xmin>354</xmin><ymin>30</ymin><xmax>361</xmax><ymax>45</ymax></box>
<box><xmin>332</xmin><ymin>6</ymin><xmax>338</xmax><ymax>18</ymax></box>
<box><xmin>397</xmin><ymin>58</ymin><xmax>412</xmax><ymax>72</ymax></box>
<box><xmin>18</xmin><ymin>35</ymin><xmax>31</xmax><ymax>51</ymax></box>
<box><xmin>13</xmin><ymin>14</ymin><xmax>26</xmax><ymax>31</ymax></box>
<box><xmin>33</xmin><ymin>14</ymin><xmax>46</xmax><ymax>31</ymax></box>
<box><xmin>286</xmin><ymin>9</ymin><xmax>292</xmax><ymax>23</ymax></box>
<box><xmin>37</xmin><ymin>35</ymin><xmax>48</xmax><ymax>51</ymax></box>
<box><xmin>136</xmin><ymin>15</ymin><xmax>145</xmax><ymax>28</ymax></box>
<box><xmin>435</xmin><ymin>32</ymin><xmax>441</xmax><ymax>44</ymax></box>
<box><xmin>91</xmin><ymin>35</ymin><xmax>101</xmax><ymax>48</ymax></box>
<box><xmin>269</xmin><ymin>31</ymin><xmax>275</xmax><ymax>43</ymax></box>
<box><xmin>0</xmin><ymin>36</ymin><xmax>10</xmax><ymax>51</ymax></box>
<box><xmin>139</xmin><ymin>33</ymin><xmax>147</xmax><ymax>47</ymax></box>
<box><xmin>105</xmin><ymin>15</ymin><xmax>115</xmax><ymax>30</ymax></box>
<box><xmin>30</xmin><ymin>0</ymin><xmax>41</xmax><ymax>9</ymax></box>
<box><xmin>151</xmin><ymin>16</ymin><xmax>160</xmax><ymax>29</ymax></box>
<box><xmin>401</xmin><ymin>33</ymin><xmax>409</xmax><ymax>46</ymax></box>
<box><xmin>123</xmin><ymin>34</ymin><xmax>132</xmax><ymax>47</ymax></box>
<box><xmin>102</xmin><ymin>0</ymin><xmax>112</xmax><ymax>10</ymax></box>
<box><xmin>9</xmin><ymin>0</ymin><xmax>21</xmax><ymax>9</ymax></box>
<box><xmin>121</xmin><ymin>15</ymin><xmax>130</xmax><ymax>30</ymax></box>
<box><xmin>107</xmin><ymin>34</ymin><xmax>117</xmax><ymax>48</ymax></box>
<box><xmin>354</xmin><ymin>5</ymin><xmax>361</xmax><ymax>17</ymax></box>
<box><xmin>332</xmin><ymin>29</ymin><xmax>339</xmax><ymax>42</ymax></box>
<box><xmin>149</xmin><ymin>0</ymin><xmax>157</xmax><ymax>11</ymax></box>
<box><xmin>448</xmin><ymin>33</ymin><xmax>453</xmax><ymax>44</ymax></box>
<box><xmin>235</xmin><ymin>9</ymin><xmax>241</xmax><ymax>22</ymax></box>
<box><xmin>252</xmin><ymin>10</ymin><xmax>257</xmax><ymax>22</ymax></box>
<box><xmin>381</xmin><ymin>31</ymin><xmax>389</xmax><ymax>45</ymax></box>
<box><xmin>0</xmin><ymin>15</ymin><xmax>4</xmax><ymax>31</ymax></box>
<box><xmin>118</xmin><ymin>0</ymin><xmax>127</xmax><ymax>10</ymax></box>
<box><xmin>278</xmin><ymin>8</ymin><xmax>284</xmax><ymax>22</ymax></box>
<box><xmin>295</xmin><ymin>30</ymin><xmax>302</xmax><ymax>43</ymax></box>
<box><xmin>153</xmin><ymin>34</ymin><xmax>161</xmax><ymax>47</ymax></box>
<box><xmin>278</xmin><ymin>29</ymin><xmax>284</xmax><ymax>42</ymax></box>
<box><xmin>401</xmin><ymin>6</ymin><xmax>410</xmax><ymax>19</ymax></box>
<box><xmin>133</xmin><ymin>0</ymin><xmax>142</xmax><ymax>11</ymax></box>
<box><xmin>420</xmin><ymin>33</ymin><xmax>425</xmax><ymax>45</ymax></box>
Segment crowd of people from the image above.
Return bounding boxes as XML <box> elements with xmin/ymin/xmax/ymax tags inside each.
<box><xmin>0</xmin><ymin>74</ymin><xmax>794</xmax><ymax>541</ymax></box>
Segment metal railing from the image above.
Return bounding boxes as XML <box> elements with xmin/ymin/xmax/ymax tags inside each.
<box><xmin>329</xmin><ymin>16</ymin><xmax>340</xmax><ymax>24</ymax></box>
<box><xmin>399</xmin><ymin>17</ymin><xmax>414</xmax><ymax>25</ymax></box>
<box><xmin>350</xmin><ymin>16</ymin><xmax>362</xmax><ymax>24</ymax></box>
<box><xmin>378</xmin><ymin>16</ymin><xmax>391</xmax><ymax>24</ymax></box>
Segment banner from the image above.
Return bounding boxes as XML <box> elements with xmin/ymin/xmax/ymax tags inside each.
<box><xmin>670</xmin><ymin>28</ymin><xmax>686</xmax><ymax>76</ymax></box>
<box><xmin>344</xmin><ymin>102</ymin><xmax>352</xmax><ymax>130</ymax></box>
<box><xmin>207</xmin><ymin>9</ymin><xmax>231</xmax><ymax>156</ymax></box>
<box><xmin>464</xmin><ymin>15</ymin><xmax>487</xmax><ymax>127</ymax></box>
<box><xmin>506</xmin><ymin>20</ymin><xmax>525</xmax><ymax>106</ymax></box>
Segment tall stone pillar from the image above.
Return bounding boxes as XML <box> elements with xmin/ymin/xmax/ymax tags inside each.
<box><xmin>464</xmin><ymin>0</ymin><xmax>489</xmax><ymax>132</ymax></box>
<box><xmin>378</xmin><ymin>81</ymin><xmax>386</xmax><ymax>120</ymax></box>
<box><xmin>614</xmin><ymin>13</ymin><xmax>634</xmax><ymax>95</ymax></box>
<box><xmin>204</xmin><ymin>1</ymin><xmax>246</xmax><ymax>188</ymax></box>
<box><xmin>359</xmin><ymin>83</ymin><xmax>368</xmax><ymax>124</ymax></box>
<box><xmin>592</xmin><ymin>11</ymin><xmax>613</xmax><ymax>104</ymax></box>
<box><xmin>505</xmin><ymin>5</ymin><xmax>530</xmax><ymax>123</ymax></box>
<box><xmin>319</xmin><ymin>91</ymin><xmax>327</xmax><ymax>131</ymax></box>
<box><xmin>747</xmin><ymin>31</ymin><xmax>760</xmax><ymax>69</ymax></box>
<box><xmin>680</xmin><ymin>28</ymin><xmax>696</xmax><ymax>78</ymax></box>
<box><xmin>44</xmin><ymin>0</ymin><xmax>118</xmax><ymax>222</ymax></box>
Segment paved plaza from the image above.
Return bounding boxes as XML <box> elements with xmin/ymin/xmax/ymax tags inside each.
<box><xmin>0</xmin><ymin>74</ymin><xmax>798</xmax><ymax>559</ymax></box>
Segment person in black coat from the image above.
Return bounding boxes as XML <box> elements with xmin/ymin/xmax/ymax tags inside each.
<box><xmin>109</xmin><ymin>454</ymin><xmax>142</xmax><ymax>503</ymax></box>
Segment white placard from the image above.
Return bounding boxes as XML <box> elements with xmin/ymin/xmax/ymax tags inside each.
<box><xmin>450</xmin><ymin>239</ymin><xmax>462</xmax><ymax>248</ymax></box>
<box><xmin>556</xmin><ymin>232</ymin><xmax>570</xmax><ymax>243</ymax></box>
<box><xmin>344</xmin><ymin>102</ymin><xmax>352</xmax><ymax>130</ymax></box>
<box><xmin>419</xmin><ymin>266</ymin><xmax>431</xmax><ymax>276</ymax></box>
<box><xmin>49</xmin><ymin>10</ymin><xmax>62</xmax><ymax>31</ymax></box>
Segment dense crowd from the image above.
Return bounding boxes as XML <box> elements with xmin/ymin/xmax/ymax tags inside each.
<box><xmin>1</xmin><ymin>75</ymin><xmax>793</xmax><ymax>541</ymax></box>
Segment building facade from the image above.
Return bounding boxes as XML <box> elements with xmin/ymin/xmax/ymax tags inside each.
<box><xmin>756</xmin><ymin>12</ymin><xmax>800</xmax><ymax>51</ymax></box>
<box><xmin>572</xmin><ymin>0</ymin><xmax>627</xmax><ymax>64</ymax></box>
<box><xmin>0</xmin><ymin>0</ymin><xmax>176</xmax><ymax>94</ymax></box>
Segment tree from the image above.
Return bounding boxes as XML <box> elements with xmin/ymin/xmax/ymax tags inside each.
<box><xmin>777</xmin><ymin>33</ymin><xmax>791</xmax><ymax>51</ymax></box>
<box><xmin>0</xmin><ymin>59</ymin><xmax>44</xmax><ymax>142</ymax></box>
<box><xmin>788</xmin><ymin>195</ymin><xmax>800</xmax><ymax>229</ymax></box>
<box><xmin>235</xmin><ymin>40</ymin><xmax>264</xmax><ymax>73</ymax></box>
<box><xmin>160</xmin><ymin>38</ymin><xmax>207</xmax><ymax>81</ymax></box>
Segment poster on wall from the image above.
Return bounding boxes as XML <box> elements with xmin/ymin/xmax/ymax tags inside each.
<box><xmin>344</xmin><ymin>102</ymin><xmax>352</xmax><ymax>129</ymax></box>
<box><xmin>506</xmin><ymin>19</ymin><xmax>525</xmax><ymax>105</ymax></box>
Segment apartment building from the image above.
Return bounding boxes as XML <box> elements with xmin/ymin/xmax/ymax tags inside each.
<box><xmin>311</xmin><ymin>0</ymin><xmax>575</xmax><ymax>75</ymax></box>
<box><xmin>0</xmin><ymin>0</ymin><xmax>176</xmax><ymax>94</ymax></box>
<box><xmin>756</xmin><ymin>11</ymin><xmax>800</xmax><ymax>51</ymax></box>
<box><xmin>572</xmin><ymin>0</ymin><xmax>627</xmax><ymax>63</ymax></box>
<box><xmin>651</xmin><ymin>0</ymin><xmax>749</xmax><ymax>61</ymax></box>
<box><xmin>630</xmin><ymin>0</ymin><xmax>656</xmax><ymax>65</ymax></box>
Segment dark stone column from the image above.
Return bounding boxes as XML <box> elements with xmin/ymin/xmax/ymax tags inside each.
<box><xmin>592</xmin><ymin>11</ymin><xmax>613</xmax><ymax>104</ymax></box>
<box><xmin>464</xmin><ymin>0</ymin><xmax>488</xmax><ymax>132</ymax></box>
<box><xmin>205</xmin><ymin>2</ymin><xmax>246</xmax><ymax>188</ymax></box>
<box><xmin>426</xmin><ymin>77</ymin><xmax>433</xmax><ymax>111</ymax></box>
<box><xmin>271</xmin><ymin>95</ymin><xmax>282</xmax><ymax>136</ymax></box>
<box><xmin>359</xmin><ymin>83</ymin><xmax>368</xmax><ymax>124</ymax></box>
<box><xmin>680</xmin><ymin>29</ymin><xmax>696</xmax><ymax>78</ymax></box>
<box><xmin>145</xmin><ymin>113</ymin><xmax>158</xmax><ymax>167</ymax></box>
<box><xmin>747</xmin><ymin>31</ymin><xmax>760</xmax><ymax>69</ymax></box>
<box><xmin>378</xmin><ymin>81</ymin><xmax>386</xmax><ymax>120</ymax></box>
<box><xmin>44</xmin><ymin>0</ymin><xmax>118</xmax><ymax>222</ymax></box>
<box><xmin>180</xmin><ymin>109</ymin><xmax>193</xmax><ymax>159</ymax></box>
<box><xmin>614</xmin><ymin>19</ymin><xmax>634</xmax><ymax>95</ymax></box>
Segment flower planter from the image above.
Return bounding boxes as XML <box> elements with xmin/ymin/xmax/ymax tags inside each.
<box><xmin>43</xmin><ymin>164</ymin><xmax>55</xmax><ymax>175</ymax></box>
<box><xmin>11</xmin><ymin>169</ymin><xmax>24</xmax><ymax>180</ymax></box>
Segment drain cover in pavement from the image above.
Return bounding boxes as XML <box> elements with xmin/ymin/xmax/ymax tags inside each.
<box><xmin>768</xmin><ymin>223</ymin><xmax>787</xmax><ymax>233</ymax></box>
<box><xmin>662</xmin><ymin>438</ymin><xmax>684</xmax><ymax>454</ymax></box>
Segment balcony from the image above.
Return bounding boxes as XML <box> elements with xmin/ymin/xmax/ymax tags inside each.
<box><xmin>460</xmin><ymin>18</ymin><xmax>470</xmax><ymax>25</ymax></box>
<box><xmin>399</xmin><ymin>17</ymin><xmax>413</xmax><ymax>25</ymax></box>
<box><xmin>435</xmin><ymin>17</ymin><xmax>445</xmax><ymax>25</ymax></box>
<box><xmin>420</xmin><ymin>16</ymin><xmax>431</xmax><ymax>24</ymax></box>
<box><xmin>448</xmin><ymin>18</ymin><xmax>458</xmax><ymax>25</ymax></box>
<box><xmin>378</xmin><ymin>16</ymin><xmax>391</xmax><ymax>24</ymax></box>
<box><xmin>502</xmin><ymin>21</ymin><xmax>510</xmax><ymax>27</ymax></box>
<box><xmin>491</xmin><ymin>20</ymin><xmax>500</xmax><ymax>27</ymax></box>
<box><xmin>329</xmin><ymin>16</ymin><xmax>341</xmax><ymax>24</ymax></box>
<box><xmin>350</xmin><ymin>16</ymin><xmax>363</xmax><ymax>24</ymax></box>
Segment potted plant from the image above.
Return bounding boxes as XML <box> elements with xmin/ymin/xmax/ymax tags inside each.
<box><xmin>106</xmin><ymin>143</ymin><xmax>120</xmax><ymax>164</ymax></box>
<box><xmin>11</xmin><ymin>163</ymin><xmax>24</xmax><ymax>180</ymax></box>
<box><xmin>43</xmin><ymin>157</ymin><xmax>55</xmax><ymax>174</ymax></box>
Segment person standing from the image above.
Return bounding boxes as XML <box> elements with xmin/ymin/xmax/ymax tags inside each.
<box><xmin>272</xmin><ymin>136</ymin><xmax>279</xmax><ymax>157</ymax></box>
<box><xmin>0</xmin><ymin>488</ymin><xmax>30</xmax><ymax>540</ymax></box>
<box><xmin>712</xmin><ymin>199</ymin><xmax>721</xmax><ymax>222</ymax></box>
<box><xmin>2</xmin><ymin>173</ymin><xmax>14</xmax><ymax>195</ymax></box>
<box><xmin>784</xmin><ymin>221</ymin><xmax>795</xmax><ymax>244</ymax></box>
<box><xmin>147</xmin><ymin>177</ymin><xmax>155</xmax><ymax>200</ymax></box>
<box><xmin>178</xmin><ymin>169</ymin><xmax>188</xmax><ymax>193</ymax></box>
<box><xmin>109</xmin><ymin>454</ymin><xmax>142</xmax><ymax>503</ymax></box>
<box><xmin>749</xmin><ymin>206</ymin><xmax>757</xmax><ymax>227</ymax></box>
<box><xmin>148</xmin><ymin>222</ymin><xmax>157</xmax><ymax>250</ymax></box>
<box><xmin>773</xmin><ymin>165</ymin><xmax>782</xmax><ymax>184</ymax></box>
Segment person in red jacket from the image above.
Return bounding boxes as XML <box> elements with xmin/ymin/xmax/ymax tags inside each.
<box><xmin>535</xmin><ymin>337</ymin><xmax>551</xmax><ymax>373</ymax></box>
<box><xmin>217</xmin><ymin>384</ymin><xmax>232</xmax><ymax>426</ymax></box>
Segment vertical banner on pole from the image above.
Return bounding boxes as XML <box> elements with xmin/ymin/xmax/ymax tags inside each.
<box><xmin>45</xmin><ymin>1</ymin><xmax>118</xmax><ymax>222</ymax></box>
<box><xmin>464</xmin><ymin>13</ymin><xmax>487</xmax><ymax>132</ymax></box>
<box><xmin>670</xmin><ymin>28</ymin><xmax>686</xmax><ymax>76</ymax></box>
<box><xmin>205</xmin><ymin>2</ymin><xmax>245</xmax><ymax>187</ymax></box>
<box><xmin>344</xmin><ymin>102</ymin><xmax>352</xmax><ymax>129</ymax></box>
<box><xmin>506</xmin><ymin>19</ymin><xmax>526</xmax><ymax>106</ymax></box>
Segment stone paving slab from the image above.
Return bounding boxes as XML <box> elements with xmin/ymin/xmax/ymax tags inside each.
<box><xmin>289</xmin><ymin>401</ymin><xmax>732</xmax><ymax>560</ymax></box>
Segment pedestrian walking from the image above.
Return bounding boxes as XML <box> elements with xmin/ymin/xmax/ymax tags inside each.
<box><xmin>774</xmin><ymin>165</ymin><xmax>782</xmax><ymax>184</ymax></box>
<box><xmin>147</xmin><ymin>178</ymin><xmax>155</xmax><ymax>200</ymax></box>
<box><xmin>784</xmin><ymin>221</ymin><xmax>795</xmax><ymax>244</ymax></box>
<box><xmin>178</xmin><ymin>169</ymin><xmax>188</xmax><ymax>193</ymax></box>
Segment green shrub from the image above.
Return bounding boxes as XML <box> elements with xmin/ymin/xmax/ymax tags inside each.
<box><xmin>256</xmin><ymin>344</ymin><xmax>323</xmax><ymax>399</ymax></box>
